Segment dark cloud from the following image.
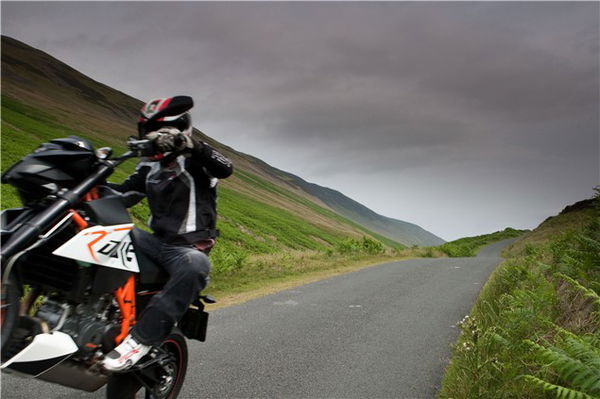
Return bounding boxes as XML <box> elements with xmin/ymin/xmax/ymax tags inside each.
<box><xmin>2</xmin><ymin>1</ymin><xmax>598</xmax><ymax>240</ymax></box>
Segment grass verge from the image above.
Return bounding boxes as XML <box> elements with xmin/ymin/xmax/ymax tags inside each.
<box><xmin>201</xmin><ymin>225</ymin><xmax>521</xmax><ymax>310</ymax></box>
<box><xmin>204</xmin><ymin>249</ymin><xmax>413</xmax><ymax>310</ymax></box>
<box><xmin>438</xmin><ymin>194</ymin><xmax>600</xmax><ymax>399</ymax></box>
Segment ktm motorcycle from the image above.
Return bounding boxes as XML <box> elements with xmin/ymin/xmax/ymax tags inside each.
<box><xmin>0</xmin><ymin>98</ymin><xmax>213</xmax><ymax>398</ymax></box>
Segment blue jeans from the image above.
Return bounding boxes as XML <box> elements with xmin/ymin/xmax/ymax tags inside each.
<box><xmin>131</xmin><ymin>229</ymin><xmax>211</xmax><ymax>345</ymax></box>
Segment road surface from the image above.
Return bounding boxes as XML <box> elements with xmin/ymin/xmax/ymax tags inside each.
<box><xmin>1</xmin><ymin>239</ymin><xmax>516</xmax><ymax>398</ymax></box>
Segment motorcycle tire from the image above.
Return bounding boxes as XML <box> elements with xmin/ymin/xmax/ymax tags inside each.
<box><xmin>105</xmin><ymin>330</ymin><xmax>188</xmax><ymax>399</ymax></box>
<box><xmin>1</xmin><ymin>270</ymin><xmax>21</xmax><ymax>361</ymax></box>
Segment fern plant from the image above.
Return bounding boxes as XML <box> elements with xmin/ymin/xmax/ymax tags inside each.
<box><xmin>556</xmin><ymin>273</ymin><xmax>600</xmax><ymax>310</ymax></box>
<box><xmin>523</xmin><ymin>334</ymin><xmax>600</xmax><ymax>399</ymax></box>
<box><xmin>524</xmin><ymin>375</ymin><xmax>597</xmax><ymax>399</ymax></box>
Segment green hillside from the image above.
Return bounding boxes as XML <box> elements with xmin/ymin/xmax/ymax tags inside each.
<box><xmin>0</xmin><ymin>89</ymin><xmax>402</xmax><ymax>256</ymax></box>
<box><xmin>1</xmin><ymin>35</ymin><xmax>398</xmax><ymax>248</ymax></box>
<box><xmin>1</xmin><ymin>35</ymin><xmax>424</xmax><ymax>300</ymax></box>
<box><xmin>0</xmin><ymin>35</ymin><xmax>443</xmax><ymax>247</ymax></box>
<box><xmin>277</xmin><ymin>175</ymin><xmax>445</xmax><ymax>246</ymax></box>
<box><xmin>439</xmin><ymin>196</ymin><xmax>599</xmax><ymax>398</ymax></box>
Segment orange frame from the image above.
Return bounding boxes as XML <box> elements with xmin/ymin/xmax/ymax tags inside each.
<box><xmin>71</xmin><ymin>186</ymin><xmax>137</xmax><ymax>346</ymax></box>
<box><xmin>114</xmin><ymin>275</ymin><xmax>137</xmax><ymax>345</ymax></box>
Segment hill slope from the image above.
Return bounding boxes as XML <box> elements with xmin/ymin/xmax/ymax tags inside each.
<box><xmin>440</xmin><ymin>196</ymin><xmax>599</xmax><ymax>398</ymax></box>
<box><xmin>287</xmin><ymin>176</ymin><xmax>444</xmax><ymax>246</ymax></box>
<box><xmin>0</xmin><ymin>35</ymin><xmax>443</xmax><ymax>247</ymax></box>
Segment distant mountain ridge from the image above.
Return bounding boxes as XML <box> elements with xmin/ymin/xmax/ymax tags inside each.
<box><xmin>275</xmin><ymin>170</ymin><xmax>444</xmax><ymax>246</ymax></box>
<box><xmin>1</xmin><ymin>35</ymin><xmax>444</xmax><ymax>247</ymax></box>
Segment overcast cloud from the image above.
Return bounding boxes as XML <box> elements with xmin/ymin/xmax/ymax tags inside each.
<box><xmin>2</xmin><ymin>2</ymin><xmax>598</xmax><ymax>240</ymax></box>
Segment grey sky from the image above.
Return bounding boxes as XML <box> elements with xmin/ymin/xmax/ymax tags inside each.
<box><xmin>2</xmin><ymin>1</ymin><xmax>599</xmax><ymax>241</ymax></box>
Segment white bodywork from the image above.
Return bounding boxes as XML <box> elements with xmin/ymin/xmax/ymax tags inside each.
<box><xmin>1</xmin><ymin>332</ymin><xmax>78</xmax><ymax>375</ymax></box>
<box><xmin>53</xmin><ymin>223</ymin><xmax>140</xmax><ymax>272</ymax></box>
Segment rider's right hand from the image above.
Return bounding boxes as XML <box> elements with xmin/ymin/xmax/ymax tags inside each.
<box><xmin>146</xmin><ymin>128</ymin><xmax>193</xmax><ymax>153</ymax></box>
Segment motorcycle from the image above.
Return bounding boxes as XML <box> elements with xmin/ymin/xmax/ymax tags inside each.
<box><xmin>0</xmin><ymin>96</ymin><xmax>214</xmax><ymax>398</ymax></box>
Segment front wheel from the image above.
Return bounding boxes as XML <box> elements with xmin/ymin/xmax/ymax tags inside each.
<box><xmin>106</xmin><ymin>330</ymin><xmax>188</xmax><ymax>399</ymax></box>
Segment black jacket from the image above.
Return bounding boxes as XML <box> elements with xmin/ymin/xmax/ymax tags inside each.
<box><xmin>110</xmin><ymin>140</ymin><xmax>233</xmax><ymax>244</ymax></box>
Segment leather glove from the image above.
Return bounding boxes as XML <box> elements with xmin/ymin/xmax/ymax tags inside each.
<box><xmin>146</xmin><ymin>128</ymin><xmax>193</xmax><ymax>153</ymax></box>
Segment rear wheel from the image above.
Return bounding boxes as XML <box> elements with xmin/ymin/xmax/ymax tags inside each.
<box><xmin>1</xmin><ymin>271</ymin><xmax>21</xmax><ymax>360</ymax></box>
<box><xmin>106</xmin><ymin>330</ymin><xmax>188</xmax><ymax>399</ymax></box>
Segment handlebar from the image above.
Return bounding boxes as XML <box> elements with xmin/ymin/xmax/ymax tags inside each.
<box><xmin>125</xmin><ymin>137</ymin><xmax>157</xmax><ymax>157</ymax></box>
<box><xmin>1</xmin><ymin>138</ymin><xmax>154</xmax><ymax>262</ymax></box>
<box><xmin>1</xmin><ymin>146</ymin><xmax>139</xmax><ymax>263</ymax></box>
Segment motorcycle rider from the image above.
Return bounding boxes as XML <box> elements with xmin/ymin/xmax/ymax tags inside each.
<box><xmin>102</xmin><ymin>96</ymin><xmax>233</xmax><ymax>371</ymax></box>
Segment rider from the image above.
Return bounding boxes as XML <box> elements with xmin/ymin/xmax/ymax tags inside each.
<box><xmin>102</xmin><ymin>96</ymin><xmax>233</xmax><ymax>371</ymax></box>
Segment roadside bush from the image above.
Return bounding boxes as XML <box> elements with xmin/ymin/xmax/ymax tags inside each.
<box><xmin>439</xmin><ymin>242</ymin><xmax>473</xmax><ymax>257</ymax></box>
<box><xmin>335</xmin><ymin>236</ymin><xmax>385</xmax><ymax>255</ymax></box>
<box><xmin>336</xmin><ymin>238</ymin><xmax>361</xmax><ymax>254</ymax></box>
<box><xmin>438</xmin><ymin>227</ymin><xmax>527</xmax><ymax>257</ymax></box>
<box><xmin>360</xmin><ymin>236</ymin><xmax>385</xmax><ymax>254</ymax></box>
<box><xmin>423</xmin><ymin>247</ymin><xmax>435</xmax><ymax>258</ymax></box>
<box><xmin>210</xmin><ymin>244</ymin><xmax>249</xmax><ymax>275</ymax></box>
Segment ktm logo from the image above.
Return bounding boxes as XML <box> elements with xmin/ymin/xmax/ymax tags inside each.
<box><xmin>83</xmin><ymin>226</ymin><xmax>133</xmax><ymax>266</ymax></box>
<box><xmin>98</xmin><ymin>240</ymin><xmax>135</xmax><ymax>265</ymax></box>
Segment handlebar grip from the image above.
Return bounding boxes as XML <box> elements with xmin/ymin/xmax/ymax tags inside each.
<box><xmin>127</xmin><ymin>138</ymin><xmax>158</xmax><ymax>156</ymax></box>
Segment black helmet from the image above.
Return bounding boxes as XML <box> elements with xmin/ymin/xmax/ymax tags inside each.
<box><xmin>138</xmin><ymin>96</ymin><xmax>193</xmax><ymax>138</ymax></box>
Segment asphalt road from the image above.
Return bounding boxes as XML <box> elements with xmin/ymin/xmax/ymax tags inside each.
<box><xmin>1</xmin><ymin>239</ymin><xmax>516</xmax><ymax>399</ymax></box>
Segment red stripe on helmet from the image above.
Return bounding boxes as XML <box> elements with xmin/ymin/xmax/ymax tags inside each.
<box><xmin>158</xmin><ymin>97</ymin><xmax>172</xmax><ymax>112</ymax></box>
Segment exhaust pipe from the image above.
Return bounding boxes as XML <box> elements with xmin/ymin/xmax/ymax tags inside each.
<box><xmin>36</xmin><ymin>359</ymin><xmax>108</xmax><ymax>392</ymax></box>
